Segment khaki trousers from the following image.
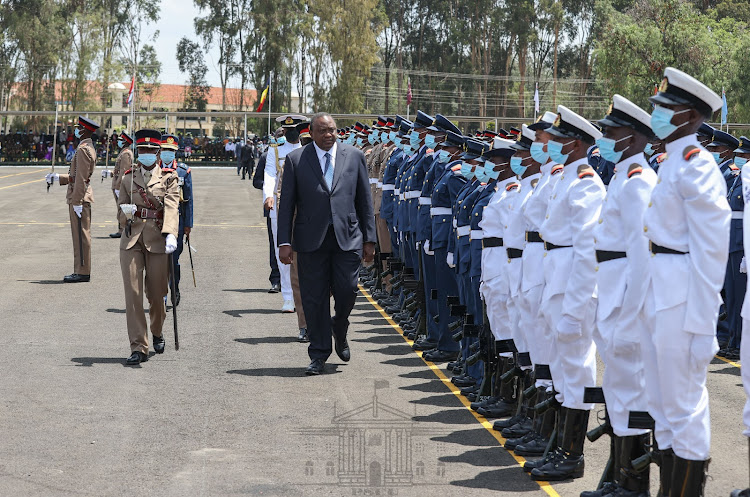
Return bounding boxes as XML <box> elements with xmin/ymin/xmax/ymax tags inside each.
<box><xmin>68</xmin><ymin>203</ymin><xmax>92</xmax><ymax>275</ymax></box>
<box><xmin>120</xmin><ymin>237</ymin><xmax>169</xmax><ymax>354</ymax></box>
<box><xmin>291</xmin><ymin>253</ymin><xmax>307</xmax><ymax>329</ymax></box>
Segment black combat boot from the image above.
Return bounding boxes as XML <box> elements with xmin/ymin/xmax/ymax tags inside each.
<box><xmin>579</xmin><ymin>434</ymin><xmax>620</xmax><ymax>497</ymax></box>
<box><xmin>531</xmin><ymin>407</ymin><xmax>589</xmax><ymax>481</ymax></box>
<box><xmin>614</xmin><ymin>433</ymin><xmax>650</xmax><ymax>496</ymax></box>
<box><xmin>517</xmin><ymin>389</ymin><xmax>558</xmax><ymax>457</ymax></box>
<box><xmin>670</xmin><ymin>455</ymin><xmax>709</xmax><ymax>497</ymax></box>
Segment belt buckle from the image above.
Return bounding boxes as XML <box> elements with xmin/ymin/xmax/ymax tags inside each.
<box><xmin>525</xmin><ymin>232</ymin><xmax>529</xmax><ymax>242</ymax></box>
<box><xmin>648</xmin><ymin>241</ymin><xmax>654</xmax><ymax>253</ymax></box>
<box><xmin>141</xmin><ymin>208</ymin><xmax>148</xmax><ymax>219</ymax></box>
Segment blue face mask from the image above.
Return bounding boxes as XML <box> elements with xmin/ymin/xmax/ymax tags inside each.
<box><xmin>530</xmin><ymin>141</ymin><xmax>549</xmax><ymax>164</ymax></box>
<box><xmin>269</xmin><ymin>138</ymin><xmax>277</xmax><ymax>145</ymax></box>
<box><xmin>276</xmin><ymin>136</ymin><xmax>287</xmax><ymax>145</ymax></box>
<box><xmin>438</xmin><ymin>150</ymin><xmax>451</xmax><ymax>163</ymax></box>
<box><xmin>485</xmin><ymin>162</ymin><xmax>500</xmax><ymax>180</ymax></box>
<box><xmin>403</xmin><ymin>144</ymin><xmax>413</xmax><ymax>155</ymax></box>
<box><xmin>368</xmin><ymin>134</ymin><xmax>376</xmax><ymax>145</ymax></box>
<box><xmin>736</xmin><ymin>157</ymin><xmax>749</xmax><ymax>167</ymax></box>
<box><xmin>117</xmin><ymin>139</ymin><xmax>125</xmax><ymax>148</ymax></box>
<box><xmin>644</xmin><ymin>143</ymin><xmax>655</xmax><ymax>156</ymax></box>
<box><xmin>510</xmin><ymin>156</ymin><xmax>527</xmax><ymax>176</ymax></box>
<box><xmin>139</xmin><ymin>153</ymin><xmax>157</xmax><ymax>167</ymax></box>
<box><xmin>650</xmin><ymin>106</ymin><xmax>690</xmax><ymax>140</ymax></box>
<box><xmin>711</xmin><ymin>151</ymin><xmax>722</xmax><ymax>163</ymax></box>
<box><xmin>595</xmin><ymin>135</ymin><xmax>632</xmax><ymax>164</ymax></box>
<box><xmin>160</xmin><ymin>151</ymin><xmax>175</xmax><ymax>164</ymax></box>
<box><xmin>547</xmin><ymin>140</ymin><xmax>573</xmax><ymax>164</ymax></box>
<box><xmin>388</xmin><ymin>131</ymin><xmax>397</xmax><ymax>142</ymax></box>
<box><xmin>474</xmin><ymin>164</ymin><xmax>488</xmax><ymax>183</ymax></box>
<box><xmin>356</xmin><ymin>138</ymin><xmax>364</xmax><ymax>147</ymax></box>
<box><xmin>460</xmin><ymin>162</ymin><xmax>475</xmax><ymax>180</ymax></box>
<box><xmin>425</xmin><ymin>135</ymin><xmax>436</xmax><ymax>149</ymax></box>
<box><xmin>74</xmin><ymin>128</ymin><xmax>82</xmax><ymax>139</ymax></box>
<box><xmin>410</xmin><ymin>132</ymin><xmax>421</xmax><ymax>148</ymax></box>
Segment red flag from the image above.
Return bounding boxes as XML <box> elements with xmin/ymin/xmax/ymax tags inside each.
<box><xmin>126</xmin><ymin>76</ymin><xmax>135</xmax><ymax>106</ymax></box>
<box><xmin>406</xmin><ymin>81</ymin><xmax>412</xmax><ymax>106</ymax></box>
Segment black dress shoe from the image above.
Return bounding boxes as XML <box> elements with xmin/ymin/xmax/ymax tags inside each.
<box><xmin>109</xmin><ymin>232</ymin><xmax>122</xmax><ymax>238</ymax></box>
<box><xmin>423</xmin><ymin>349</ymin><xmax>459</xmax><ymax>362</ymax></box>
<box><xmin>726</xmin><ymin>348</ymin><xmax>741</xmax><ymax>360</ymax></box>
<box><xmin>63</xmin><ymin>274</ymin><xmax>90</xmax><ymax>283</ymax></box>
<box><xmin>126</xmin><ymin>351</ymin><xmax>148</xmax><ymax>365</ymax></box>
<box><xmin>412</xmin><ymin>339</ymin><xmax>437</xmax><ymax>351</ymax></box>
<box><xmin>298</xmin><ymin>328</ymin><xmax>309</xmax><ymax>343</ymax></box>
<box><xmin>452</xmin><ymin>375</ymin><xmax>478</xmax><ymax>388</ymax></box>
<box><xmin>153</xmin><ymin>336</ymin><xmax>165</xmax><ymax>354</ymax></box>
<box><xmin>334</xmin><ymin>335</ymin><xmax>351</xmax><ymax>362</ymax></box>
<box><xmin>268</xmin><ymin>283</ymin><xmax>281</xmax><ymax>294</ymax></box>
<box><xmin>305</xmin><ymin>359</ymin><xmax>325</xmax><ymax>375</ymax></box>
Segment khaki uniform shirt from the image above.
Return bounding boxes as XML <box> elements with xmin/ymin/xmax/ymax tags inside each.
<box><xmin>112</xmin><ymin>148</ymin><xmax>133</xmax><ymax>191</ymax></box>
<box><xmin>59</xmin><ymin>138</ymin><xmax>95</xmax><ymax>205</ymax></box>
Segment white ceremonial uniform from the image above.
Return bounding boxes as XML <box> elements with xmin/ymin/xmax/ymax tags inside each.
<box><xmin>639</xmin><ymin>135</ymin><xmax>729</xmax><ymax>460</ymax></box>
<box><xmin>593</xmin><ymin>154</ymin><xmax>656</xmax><ymax>437</ymax></box>
<box><xmin>520</xmin><ymin>160</ymin><xmax>564</xmax><ymax>388</ymax></box>
<box><xmin>478</xmin><ymin>176</ymin><xmax>519</xmax><ymax>346</ymax></box>
<box><xmin>539</xmin><ymin>157</ymin><xmax>605</xmax><ymax>410</ymax></box>
<box><xmin>263</xmin><ymin>141</ymin><xmax>301</xmax><ymax>302</ymax></box>
<box><xmin>503</xmin><ymin>172</ymin><xmax>541</xmax><ymax>367</ymax></box>
<box><xmin>740</xmin><ymin>162</ymin><xmax>750</xmax><ymax>437</ymax></box>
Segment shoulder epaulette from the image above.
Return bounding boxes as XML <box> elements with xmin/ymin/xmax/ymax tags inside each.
<box><xmin>451</xmin><ymin>165</ymin><xmax>462</xmax><ymax>171</ymax></box>
<box><xmin>627</xmin><ymin>163</ymin><xmax>643</xmax><ymax>178</ymax></box>
<box><xmin>506</xmin><ymin>183</ymin><xmax>520</xmax><ymax>192</ymax></box>
<box><xmin>530</xmin><ymin>178</ymin><xmax>539</xmax><ymax>188</ymax></box>
<box><xmin>124</xmin><ymin>168</ymin><xmax>133</xmax><ymax>175</ymax></box>
<box><xmin>551</xmin><ymin>165</ymin><xmax>564</xmax><ymax>175</ymax></box>
<box><xmin>683</xmin><ymin>146</ymin><xmax>700</xmax><ymax>161</ymax></box>
<box><xmin>656</xmin><ymin>153</ymin><xmax>667</xmax><ymax>163</ymax></box>
<box><xmin>730</xmin><ymin>163</ymin><xmax>739</xmax><ymax>171</ymax></box>
<box><xmin>162</xmin><ymin>167</ymin><xmax>176</xmax><ymax>172</ymax></box>
<box><xmin>577</xmin><ymin>164</ymin><xmax>596</xmax><ymax>179</ymax></box>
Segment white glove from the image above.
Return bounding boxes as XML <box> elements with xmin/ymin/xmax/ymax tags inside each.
<box><xmin>46</xmin><ymin>173</ymin><xmax>59</xmax><ymax>184</ymax></box>
<box><xmin>423</xmin><ymin>240</ymin><xmax>431</xmax><ymax>254</ymax></box>
<box><xmin>73</xmin><ymin>205</ymin><xmax>83</xmax><ymax>218</ymax></box>
<box><xmin>114</xmin><ymin>189</ymin><xmax>120</xmax><ymax>199</ymax></box>
<box><xmin>120</xmin><ymin>203</ymin><xmax>137</xmax><ymax>221</ymax></box>
<box><xmin>447</xmin><ymin>252</ymin><xmax>455</xmax><ymax>268</ymax></box>
<box><xmin>741</xmin><ymin>256</ymin><xmax>747</xmax><ymax>274</ymax></box>
<box><xmin>557</xmin><ymin>315</ymin><xmax>583</xmax><ymax>342</ymax></box>
<box><xmin>165</xmin><ymin>234</ymin><xmax>177</xmax><ymax>254</ymax></box>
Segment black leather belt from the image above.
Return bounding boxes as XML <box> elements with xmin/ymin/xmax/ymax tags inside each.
<box><xmin>544</xmin><ymin>241</ymin><xmax>572</xmax><ymax>251</ymax></box>
<box><xmin>596</xmin><ymin>250</ymin><xmax>627</xmax><ymax>263</ymax></box>
<box><xmin>525</xmin><ymin>231</ymin><xmax>543</xmax><ymax>243</ymax></box>
<box><xmin>649</xmin><ymin>242</ymin><xmax>687</xmax><ymax>255</ymax></box>
<box><xmin>507</xmin><ymin>248</ymin><xmax>523</xmax><ymax>259</ymax></box>
<box><xmin>483</xmin><ymin>237</ymin><xmax>503</xmax><ymax>248</ymax></box>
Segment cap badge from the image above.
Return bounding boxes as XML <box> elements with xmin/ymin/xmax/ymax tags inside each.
<box><xmin>659</xmin><ymin>77</ymin><xmax>669</xmax><ymax>92</ymax></box>
<box><xmin>285</xmin><ymin>117</ymin><xmax>294</xmax><ymax>125</ymax></box>
<box><xmin>145</xmin><ymin>137</ymin><xmax>150</xmax><ymax>142</ymax></box>
<box><xmin>554</xmin><ymin>114</ymin><xmax>562</xmax><ymax>127</ymax></box>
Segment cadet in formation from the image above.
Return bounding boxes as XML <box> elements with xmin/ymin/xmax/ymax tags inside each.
<box><xmin>352</xmin><ymin>65</ymin><xmax>747</xmax><ymax>497</ymax></box>
<box><xmin>109</xmin><ymin>131</ymin><xmax>133</xmax><ymax>239</ymax></box>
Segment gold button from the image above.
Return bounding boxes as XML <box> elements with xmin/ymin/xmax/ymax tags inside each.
<box><xmin>644</xmin><ymin>226</ymin><xmax>648</xmax><ymax>233</ymax></box>
<box><xmin>553</xmin><ymin>194</ymin><xmax>557</xmax><ymax>199</ymax></box>
<box><xmin>475</xmin><ymin>213</ymin><xmax>478</xmax><ymax>216</ymax></box>
<box><xmin>598</xmin><ymin>218</ymin><xmax>603</xmax><ymax>224</ymax></box>
<box><xmin>561</xmin><ymin>175</ymin><xmax>564</xmax><ymax>180</ymax></box>
<box><xmin>658</xmin><ymin>178</ymin><xmax>662</xmax><ymax>184</ymax></box>
<box><xmin>546</xmin><ymin>215</ymin><xmax>549</xmax><ymax>219</ymax></box>
<box><xmin>648</xmin><ymin>202</ymin><xmax>652</xmax><ymax>207</ymax></box>
<box><xmin>543</xmin><ymin>253</ymin><xmax>547</xmax><ymax>258</ymax></box>
<box><xmin>505</xmin><ymin>225</ymin><xmax>508</xmax><ymax>229</ymax></box>
<box><xmin>595</xmin><ymin>266</ymin><xmax>599</xmax><ymax>272</ymax></box>
<box><xmin>507</xmin><ymin>259</ymin><xmax>511</xmax><ymax>263</ymax></box>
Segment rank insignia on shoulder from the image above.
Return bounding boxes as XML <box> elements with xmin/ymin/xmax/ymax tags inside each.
<box><xmin>162</xmin><ymin>167</ymin><xmax>175</xmax><ymax>172</ymax></box>
<box><xmin>451</xmin><ymin>165</ymin><xmax>461</xmax><ymax>171</ymax></box>
<box><xmin>730</xmin><ymin>163</ymin><xmax>739</xmax><ymax>171</ymax></box>
<box><xmin>506</xmin><ymin>183</ymin><xmax>519</xmax><ymax>192</ymax></box>
<box><xmin>531</xmin><ymin>178</ymin><xmax>539</xmax><ymax>188</ymax></box>
<box><xmin>551</xmin><ymin>165</ymin><xmax>564</xmax><ymax>175</ymax></box>
<box><xmin>627</xmin><ymin>164</ymin><xmax>643</xmax><ymax>178</ymax></box>
<box><xmin>683</xmin><ymin>146</ymin><xmax>700</xmax><ymax>161</ymax></box>
<box><xmin>577</xmin><ymin>164</ymin><xmax>596</xmax><ymax>179</ymax></box>
<box><xmin>124</xmin><ymin>168</ymin><xmax>133</xmax><ymax>175</ymax></box>
<box><xmin>656</xmin><ymin>153</ymin><xmax>668</xmax><ymax>163</ymax></box>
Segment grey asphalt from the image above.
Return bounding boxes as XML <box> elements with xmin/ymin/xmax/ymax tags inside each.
<box><xmin>0</xmin><ymin>165</ymin><xmax>746</xmax><ymax>496</ymax></box>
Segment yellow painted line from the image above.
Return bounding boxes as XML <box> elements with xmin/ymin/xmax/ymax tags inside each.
<box><xmin>0</xmin><ymin>177</ymin><xmax>45</xmax><ymax>190</ymax></box>
<box><xmin>358</xmin><ymin>285</ymin><xmax>561</xmax><ymax>497</ymax></box>
<box><xmin>0</xmin><ymin>168</ymin><xmax>46</xmax><ymax>179</ymax></box>
<box><xmin>715</xmin><ymin>355</ymin><xmax>741</xmax><ymax>369</ymax></box>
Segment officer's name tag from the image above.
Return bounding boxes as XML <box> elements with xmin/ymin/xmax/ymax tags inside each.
<box><xmin>178</xmin><ymin>177</ymin><xmax>185</xmax><ymax>186</ymax></box>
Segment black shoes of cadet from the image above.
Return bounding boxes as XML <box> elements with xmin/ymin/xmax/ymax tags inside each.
<box><xmin>126</xmin><ymin>351</ymin><xmax>148</xmax><ymax>365</ymax></box>
<box><xmin>305</xmin><ymin>359</ymin><xmax>325</xmax><ymax>375</ymax></box>
<box><xmin>334</xmin><ymin>335</ymin><xmax>351</xmax><ymax>362</ymax></box>
<box><xmin>153</xmin><ymin>336</ymin><xmax>165</xmax><ymax>354</ymax></box>
<box><xmin>109</xmin><ymin>232</ymin><xmax>122</xmax><ymax>238</ymax></box>
<box><xmin>63</xmin><ymin>273</ymin><xmax>90</xmax><ymax>283</ymax></box>
<box><xmin>268</xmin><ymin>283</ymin><xmax>281</xmax><ymax>294</ymax></box>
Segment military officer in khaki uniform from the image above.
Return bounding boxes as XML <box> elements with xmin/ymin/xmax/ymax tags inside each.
<box><xmin>46</xmin><ymin>116</ymin><xmax>98</xmax><ymax>283</ymax></box>
<box><xmin>109</xmin><ymin>131</ymin><xmax>133</xmax><ymax>238</ymax></box>
<box><xmin>118</xmin><ymin>129</ymin><xmax>179</xmax><ymax>365</ymax></box>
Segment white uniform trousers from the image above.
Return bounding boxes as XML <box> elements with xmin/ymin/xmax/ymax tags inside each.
<box><xmin>519</xmin><ymin>284</ymin><xmax>553</xmax><ymax>388</ymax></box>
<box><xmin>506</xmin><ymin>258</ymin><xmax>529</xmax><ymax>364</ymax></box>
<box><xmin>742</xmin><ymin>318</ymin><xmax>750</xmax><ymax>437</ymax></box>
<box><xmin>642</xmin><ymin>283</ymin><xmax>717</xmax><ymax>460</ymax></box>
<box><xmin>481</xmin><ymin>276</ymin><xmax>512</xmax><ymax>356</ymax></box>
<box><xmin>269</xmin><ymin>209</ymin><xmax>293</xmax><ymax>301</ymax></box>
<box><xmin>542</xmin><ymin>294</ymin><xmax>597</xmax><ymax>410</ymax></box>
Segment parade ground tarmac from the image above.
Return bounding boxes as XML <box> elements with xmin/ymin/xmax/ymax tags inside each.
<box><xmin>0</xmin><ymin>165</ymin><xmax>747</xmax><ymax>496</ymax></box>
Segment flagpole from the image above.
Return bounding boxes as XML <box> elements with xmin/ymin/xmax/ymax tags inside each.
<box><xmin>267</xmin><ymin>73</ymin><xmax>272</xmax><ymax>137</ymax></box>
<box><xmin>50</xmin><ymin>103</ymin><xmax>58</xmax><ymax>173</ymax></box>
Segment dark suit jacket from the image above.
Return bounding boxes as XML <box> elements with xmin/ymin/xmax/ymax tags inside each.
<box><xmin>277</xmin><ymin>142</ymin><xmax>376</xmax><ymax>252</ymax></box>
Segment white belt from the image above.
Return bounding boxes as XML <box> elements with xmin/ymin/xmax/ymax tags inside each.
<box><xmin>405</xmin><ymin>191</ymin><xmax>420</xmax><ymax>199</ymax></box>
<box><xmin>394</xmin><ymin>188</ymin><xmax>401</xmax><ymax>195</ymax></box>
<box><xmin>452</xmin><ymin>219</ymin><xmax>458</xmax><ymax>228</ymax></box>
<box><xmin>431</xmin><ymin>207</ymin><xmax>451</xmax><ymax>216</ymax></box>
<box><xmin>369</xmin><ymin>178</ymin><xmax>378</xmax><ymax>184</ymax></box>
<box><xmin>419</xmin><ymin>197</ymin><xmax>432</xmax><ymax>206</ymax></box>
<box><xmin>399</xmin><ymin>194</ymin><xmax>405</xmax><ymax>200</ymax></box>
<box><xmin>457</xmin><ymin>226</ymin><xmax>471</xmax><ymax>237</ymax></box>
<box><xmin>733</xmin><ymin>211</ymin><xmax>743</xmax><ymax>219</ymax></box>
<box><xmin>470</xmin><ymin>230</ymin><xmax>484</xmax><ymax>240</ymax></box>
<box><xmin>382</xmin><ymin>184</ymin><xmax>395</xmax><ymax>191</ymax></box>
<box><xmin>377</xmin><ymin>181</ymin><xmax>383</xmax><ymax>188</ymax></box>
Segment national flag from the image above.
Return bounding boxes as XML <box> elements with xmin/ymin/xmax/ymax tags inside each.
<box><xmin>256</xmin><ymin>80</ymin><xmax>270</xmax><ymax>112</ymax></box>
<box><xmin>533</xmin><ymin>83</ymin><xmax>540</xmax><ymax>113</ymax></box>
<box><xmin>406</xmin><ymin>81</ymin><xmax>412</xmax><ymax>106</ymax></box>
<box><xmin>126</xmin><ymin>76</ymin><xmax>135</xmax><ymax>106</ymax></box>
<box><xmin>721</xmin><ymin>88</ymin><xmax>728</xmax><ymax>125</ymax></box>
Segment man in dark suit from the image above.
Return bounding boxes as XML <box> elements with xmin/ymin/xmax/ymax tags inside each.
<box><xmin>277</xmin><ymin>113</ymin><xmax>377</xmax><ymax>375</ymax></box>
